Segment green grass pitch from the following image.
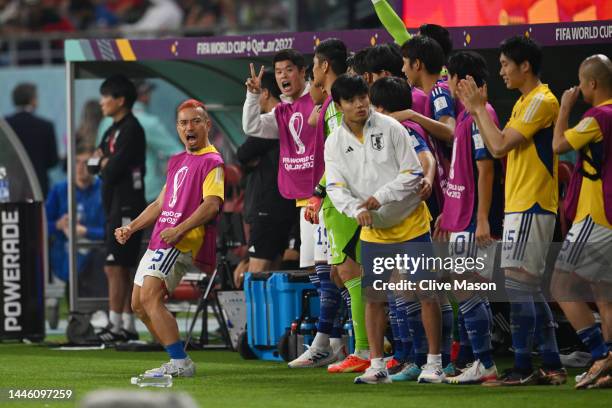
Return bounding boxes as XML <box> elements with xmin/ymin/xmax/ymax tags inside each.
<box><xmin>0</xmin><ymin>343</ymin><xmax>610</xmax><ymax>408</ymax></box>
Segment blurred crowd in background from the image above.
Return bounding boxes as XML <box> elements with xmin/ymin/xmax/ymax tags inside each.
<box><xmin>0</xmin><ymin>0</ymin><xmax>292</xmax><ymax>35</ymax></box>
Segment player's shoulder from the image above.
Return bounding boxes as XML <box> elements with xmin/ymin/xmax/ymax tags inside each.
<box><xmin>372</xmin><ymin>110</ymin><xmax>403</xmax><ymax>132</ymax></box>
<box><xmin>572</xmin><ymin>115</ymin><xmax>601</xmax><ymax>135</ymax></box>
<box><xmin>524</xmin><ymin>84</ymin><xmax>558</xmax><ymax>111</ymax></box>
<box><xmin>325</xmin><ymin>125</ymin><xmax>342</xmax><ymax>147</ymax></box>
<box><xmin>402</xmin><ymin>119</ymin><xmax>425</xmax><ymax>138</ymax></box>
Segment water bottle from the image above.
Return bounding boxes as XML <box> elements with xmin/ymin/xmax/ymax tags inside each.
<box><xmin>344</xmin><ymin>320</ymin><xmax>355</xmax><ymax>355</ymax></box>
<box><xmin>130</xmin><ymin>373</ymin><xmax>173</xmax><ymax>388</ymax></box>
<box><xmin>0</xmin><ymin>167</ymin><xmax>9</xmax><ymax>203</ymax></box>
<box><xmin>288</xmin><ymin>320</ymin><xmax>299</xmax><ymax>361</ymax></box>
<box><xmin>299</xmin><ymin>317</ymin><xmax>316</xmax><ymax>349</ymax></box>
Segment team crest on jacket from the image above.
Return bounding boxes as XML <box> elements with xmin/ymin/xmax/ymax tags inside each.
<box><xmin>371</xmin><ymin>133</ymin><xmax>384</xmax><ymax>150</ymax></box>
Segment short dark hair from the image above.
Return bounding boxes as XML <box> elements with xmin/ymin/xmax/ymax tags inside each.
<box><xmin>401</xmin><ymin>36</ymin><xmax>445</xmax><ymax>75</ymax></box>
<box><xmin>273</xmin><ymin>49</ymin><xmax>306</xmax><ymax>70</ymax></box>
<box><xmin>369</xmin><ymin>77</ymin><xmax>412</xmax><ymax>112</ymax></box>
<box><xmin>419</xmin><ymin>23</ymin><xmax>453</xmax><ymax>59</ymax></box>
<box><xmin>12</xmin><ymin>83</ymin><xmax>36</xmax><ymax>107</ymax></box>
<box><xmin>447</xmin><ymin>51</ymin><xmax>489</xmax><ymax>87</ymax></box>
<box><xmin>331</xmin><ymin>74</ymin><xmax>369</xmax><ymax>105</ymax></box>
<box><xmin>99</xmin><ymin>74</ymin><xmax>137</xmax><ymax>109</ymax></box>
<box><xmin>315</xmin><ymin>38</ymin><xmax>348</xmax><ymax>76</ymax></box>
<box><xmin>349</xmin><ymin>47</ymin><xmax>371</xmax><ymax>76</ymax></box>
<box><xmin>261</xmin><ymin>68</ymin><xmax>282</xmax><ymax>100</ymax></box>
<box><xmin>499</xmin><ymin>35</ymin><xmax>542</xmax><ymax>76</ymax></box>
<box><xmin>365</xmin><ymin>44</ymin><xmax>404</xmax><ymax>77</ymax></box>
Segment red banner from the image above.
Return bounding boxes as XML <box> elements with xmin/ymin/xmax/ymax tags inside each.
<box><xmin>402</xmin><ymin>0</ymin><xmax>612</xmax><ymax>27</ymax></box>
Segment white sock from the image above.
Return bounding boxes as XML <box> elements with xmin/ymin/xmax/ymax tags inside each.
<box><xmin>311</xmin><ymin>332</ymin><xmax>330</xmax><ymax>350</ymax></box>
<box><xmin>330</xmin><ymin>337</ymin><xmax>343</xmax><ymax>353</ymax></box>
<box><xmin>370</xmin><ymin>357</ymin><xmax>386</xmax><ymax>369</ymax></box>
<box><xmin>122</xmin><ymin>312</ymin><xmax>135</xmax><ymax>332</ymax></box>
<box><xmin>427</xmin><ymin>353</ymin><xmax>442</xmax><ymax>366</ymax></box>
<box><xmin>171</xmin><ymin>358</ymin><xmax>188</xmax><ymax>367</ymax></box>
<box><xmin>109</xmin><ymin>311</ymin><xmax>122</xmax><ymax>334</ymax></box>
<box><xmin>355</xmin><ymin>349</ymin><xmax>370</xmax><ymax>360</ymax></box>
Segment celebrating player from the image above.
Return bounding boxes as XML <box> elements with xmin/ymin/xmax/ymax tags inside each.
<box><xmin>369</xmin><ymin>76</ymin><xmax>438</xmax><ymax>380</ymax></box>
<box><xmin>242</xmin><ymin>50</ymin><xmax>347</xmax><ymax>366</ymax></box>
<box><xmin>326</xmin><ymin>74</ymin><xmax>443</xmax><ymax>384</ymax></box>
<box><xmin>457</xmin><ymin>36</ymin><xmax>565</xmax><ymax>386</ymax></box>
<box><xmin>440</xmin><ymin>51</ymin><xmax>503</xmax><ymax>384</ymax></box>
<box><xmin>299</xmin><ymin>38</ymin><xmax>372</xmax><ymax>373</ymax></box>
<box><xmin>551</xmin><ymin>54</ymin><xmax>612</xmax><ymax>390</ymax></box>
<box><xmin>116</xmin><ymin>99</ymin><xmax>224</xmax><ymax>378</ymax></box>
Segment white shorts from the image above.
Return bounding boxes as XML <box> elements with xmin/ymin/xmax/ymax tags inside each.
<box><xmin>555</xmin><ymin>217</ymin><xmax>612</xmax><ymax>283</ymax></box>
<box><xmin>299</xmin><ymin>207</ymin><xmax>329</xmax><ymax>268</ymax></box>
<box><xmin>501</xmin><ymin>212</ymin><xmax>555</xmax><ymax>277</ymax></box>
<box><xmin>449</xmin><ymin>230</ymin><xmax>498</xmax><ymax>281</ymax></box>
<box><xmin>134</xmin><ymin>247</ymin><xmax>192</xmax><ymax>293</ymax></box>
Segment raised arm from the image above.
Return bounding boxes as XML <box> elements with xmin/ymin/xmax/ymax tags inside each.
<box><xmin>457</xmin><ymin>77</ymin><xmax>524</xmax><ymax>158</ymax></box>
<box><xmin>371</xmin><ymin>0</ymin><xmax>411</xmax><ymax>45</ymax></box>
<box><xmin>242</xmin><ymin>63</ymin><xmax>279</xmax><ymax>139</ymax></box>
<box><xmin>553</xmin><ymin>86</ymin><xmax>580</xmax><ymax>154</ymax></box>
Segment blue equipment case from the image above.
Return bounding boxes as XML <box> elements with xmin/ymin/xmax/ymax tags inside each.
<box><xmin>244</xmin><ymin>271</ymin><xmax>319</xmax><ymax>361</ymax></box>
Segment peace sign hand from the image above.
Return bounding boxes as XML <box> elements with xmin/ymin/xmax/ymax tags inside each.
<box><xmin>245</xmin><ymin>63</ymin><xmax>264</xmax><ymax>94</ymax></box>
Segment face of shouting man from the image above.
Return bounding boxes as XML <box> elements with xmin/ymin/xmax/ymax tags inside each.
<box><xmin>176</xmin><ymin>105</ymin><xmax>212</xmax><ymax>152</ymax></box>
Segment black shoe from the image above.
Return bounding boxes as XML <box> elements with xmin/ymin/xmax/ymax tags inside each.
<box><xmin>97</xmin><ymin>327</ymin><xmax>127</xmax><ymax>344</ymax></box>
<box><xmin>121</xmin><ymin>329</ymin><xmax>139</xmax><ymax>341</ymax></box>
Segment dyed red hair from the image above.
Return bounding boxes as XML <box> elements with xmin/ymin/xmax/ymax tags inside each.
<box><xmin>176</xmin><ymin>98</ymin><xmax>207</xmax><ymax>115</ymax></box>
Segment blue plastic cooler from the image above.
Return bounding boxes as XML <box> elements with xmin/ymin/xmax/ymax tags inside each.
<box><xmin>244</xmin><ymin>271</ymin><xmax>319</xmax><ymax>361</ymax></box>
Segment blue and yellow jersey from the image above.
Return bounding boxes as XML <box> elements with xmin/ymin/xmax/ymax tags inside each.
<box><xmin>565</xmin><ymin>99</ymin><xmax>612</xmax><ymax>229</ymax></box>
<box><xmin>504</xmin><ymin>83</ymin><xmax>559</xmax><ymax>214</ymax></box>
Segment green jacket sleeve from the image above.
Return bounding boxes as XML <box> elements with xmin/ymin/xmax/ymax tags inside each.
<box><xmin>372</xmin><ymin>0</ymin><xmax>412</xmax><ymax>45</ymax></box>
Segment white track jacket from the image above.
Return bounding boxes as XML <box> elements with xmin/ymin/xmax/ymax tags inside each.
<box><xmin>325</xmin><ymin>110</ymin><xmax>424</xmax><ymax>228</ymax></box>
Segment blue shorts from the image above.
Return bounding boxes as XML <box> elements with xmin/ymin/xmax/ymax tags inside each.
<box><xmin>361</xmin><ymin>233</ymin><xmax>434</xmax><ymax>289</ymax></box>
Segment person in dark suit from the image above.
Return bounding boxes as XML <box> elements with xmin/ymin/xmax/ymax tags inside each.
<box><xmin>5</xmin><ymin>83</ymin><xmax>58</xmax><ymax>197</ymax></box>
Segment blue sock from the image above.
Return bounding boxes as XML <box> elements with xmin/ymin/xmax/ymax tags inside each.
<box><xmin>331</xmin><ymin>302</ymin><xmax>344</xmax><ymax>339</ymax></box>
<box><xmin>404</xmin><ymin>301</ymin><xmax>427</xmax><ymax>367</ymax></box>
<box><xmin>456</xmin><ymin>311</ymin><xmax>474</xmax><ymax>367</ymax></box>
<box><xmin>481</xmin><ymin>296</ymin><xmax>494</xmax><ymax>351</ymax></box>
<box><xmin>506</xmin><ymin>279</ymin><xmax>536</xmax><ymax>372</ymax></box>
<box><xmin>533</xmin><ymin>292</ymin><xmax>562</xmax><ymax>369</ymax></box>
<box><xmin>165</xmin><ymin>341</ymin><xmax>187</xmax><ymax>360</ymax></box>
<box><xmin>607</xmin><ymin>342</ymin><xmax>612</xmax><ymax>352</ymax></box>
<box><xmin>309</xmin><ymin>273</ymin><xmax>321</xmax><ymax>292</ymax></box>
<box><xmin>341</xmin><ymin>287</ymin><xmax>352</xmax><ymax>320</ymax></box>
<box><xmin>577</xmin><ymin>324</ymin><xmax>609</xmax><ymax>360</ymax></box>
<box><xmin>459</xmin><ymin>297</ymin><xmax>494</xmax><ymax>369</ymax></box>
<box><xmin>395</xmin><ymin>297</ymin><xmax>413</xmax><ymax>363</ymax></box>
<box><xmin>441</xmin><ymin>303</ymin><xmax>454</xmax><ymax>367</ymax></box>
<box><xmin>387</xmin><ymin>295</ymin><xmax>405</xmax><ymax>361</ymax></box>
<box><xmin>315</xmin><ymin>264</ymin><xmax>340</xmax><ymax>335</ymax></box>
